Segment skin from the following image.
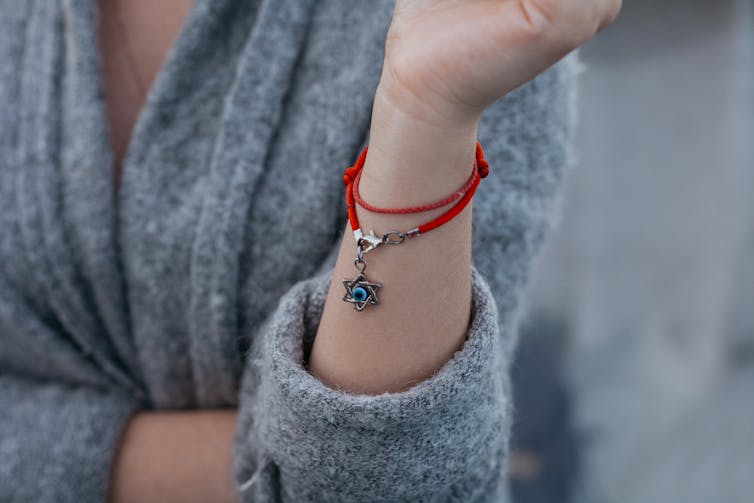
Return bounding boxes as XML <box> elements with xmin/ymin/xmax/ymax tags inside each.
<box><xmin>98</xmin><ymin>0</ymin><xmax>194</xmax><ymax>183</ymax></box>
<box><xmin>101</xmin><ymin>0</ymin><xmax>621</xmax><ymax>501</ymax></box>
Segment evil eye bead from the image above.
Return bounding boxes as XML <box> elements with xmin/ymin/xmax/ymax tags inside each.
<box><xmin>352</xmin><ymin>286</ymin><xmax>368</xmax><ymax>302</ymax></box>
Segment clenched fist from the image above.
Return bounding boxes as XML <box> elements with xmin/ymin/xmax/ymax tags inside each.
<box><xmin>379</xmin><ymin>0</ymin><xmax>622</xmax><ymax>127</ymax></box>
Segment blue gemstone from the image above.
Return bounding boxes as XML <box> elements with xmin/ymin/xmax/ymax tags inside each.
<box><xmin>353</xmin><ymin>286</ymin><xmax>368</xmax><ymax>302</ymax></box>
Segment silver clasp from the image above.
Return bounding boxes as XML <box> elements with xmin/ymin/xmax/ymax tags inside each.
<box><xmin>355</xmin><ymin>227</ymin><xmax>418</xmax><ymax>254</ymax></box>
<box><xmin>355</xmin><ymin>228</ymin><xmax>383</xmax><ymax>253</ymax></box>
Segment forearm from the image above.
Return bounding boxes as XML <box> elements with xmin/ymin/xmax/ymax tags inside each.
<box><xmin>308</xmin><ymin>80</ymin><xmax>482</xmax><ymax>395</ymax></box>
<box><xmin>308</xmin><ymin>0</ymin><xmax>621</xmax><ymax>396</ymax></box>
<box><xmin>107</xmin><ymin>410</ymin><xmax>240</xmax><ymax>503</ymax></box>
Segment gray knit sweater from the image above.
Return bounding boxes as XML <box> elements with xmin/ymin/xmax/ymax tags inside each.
<box><xmin>0</xmin><ymin>0</ymin><xmax>577</xmax><ymax>501</ymax></box>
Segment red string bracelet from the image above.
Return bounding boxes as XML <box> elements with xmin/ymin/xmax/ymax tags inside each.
<box><xmin>340</xmin><ymin>140</ymin><xmax>490</xmax><ymax>312</ymax></box>
<box><xmin>351</xmin><ymin>155</ymin><xmax>480</xmax><ymax>214</ymax></box>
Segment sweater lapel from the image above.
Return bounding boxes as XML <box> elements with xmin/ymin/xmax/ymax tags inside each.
<box><xmin>117</xmin><ymin>0</ymin><xmax>317</xmax><ymax>407</ymax></box>
<box><xmin>186</xmin><ymin>0</ymin><xmax>320</xmax><ymax>407</ymax></box>
<box><xmin>14</xmin><ymin>0</ymin><xmax>144</xmax><ymax>397</ymax></box>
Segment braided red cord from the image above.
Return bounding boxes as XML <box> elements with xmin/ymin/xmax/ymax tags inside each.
<box><xmin>352</xmin><ymin>158</ymin><xmax>479</xmax><ymax>214</ymax></box>
<box><xmin>343</xmin><ymin>141</ymin><xmax>489</xmax><ymax>235</ymax></box>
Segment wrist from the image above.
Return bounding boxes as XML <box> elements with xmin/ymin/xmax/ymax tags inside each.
<box><xmin>361</xmin><ymin>81</ymin><xmax>481</xmax><ymax>207</ymax></box>
<box><xmin>373</xmin><ymin>74</ymin><xmax>483</xmax><ymax>133</ymax></box>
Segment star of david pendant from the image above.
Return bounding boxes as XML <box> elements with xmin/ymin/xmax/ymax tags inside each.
<box><xmin>343</xmin><ymin>230</ymin><xmax>384</xmax><ymax>312</ymax></box>
<box><xmin>342</xmin><ymin>271</ymin><xmax>381</xmax><ymax>312</ymax></box>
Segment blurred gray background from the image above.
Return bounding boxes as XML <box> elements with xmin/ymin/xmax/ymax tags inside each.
<box><xmin>510</xmin><ymin>0</ymin><xmax>754</xmax><ymax>502</ymax></box>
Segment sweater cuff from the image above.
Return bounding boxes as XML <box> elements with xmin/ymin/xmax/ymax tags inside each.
<box><xmin>235</xmin><ymin>263</ymin><xmax>512</xmax><ymax>502</ymax></box>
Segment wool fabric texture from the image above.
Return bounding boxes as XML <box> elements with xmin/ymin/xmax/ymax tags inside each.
<box><xmin>0</xmin><ymin>0</ymin><xmax>578</xmax><ymax>501</ymax></box>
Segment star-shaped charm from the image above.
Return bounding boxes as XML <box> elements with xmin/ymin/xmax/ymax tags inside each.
<box><xmin>342</xmin><ymin>272</ymin><xmax>381</xmax><ymax>311</ymax></box>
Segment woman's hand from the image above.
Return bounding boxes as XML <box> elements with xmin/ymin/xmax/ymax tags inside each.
<box><xmin>379</xmin><ymin>0</ymin><xmax>622</xmax><ymax>128</ymax></box>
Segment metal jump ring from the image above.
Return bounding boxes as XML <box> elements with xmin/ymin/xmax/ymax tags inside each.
<box><xmin>354</xmin><ymin>256</ymin><xmax>367</xmax><ymax>273</ymax></box>
<box><xmin>354</xmin><ymin>246</ymin><xmax>367</xmax><ymax>272</ymax></box>
<box><xmin>381</xmin><ymin>230</ymin><xmax>406</xmax><ymax>245</ymax></box>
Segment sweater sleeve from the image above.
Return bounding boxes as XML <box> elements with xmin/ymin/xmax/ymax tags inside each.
<box><xmin>234</xmin><ymin>263</ymin><xmax>510</xmax><ymax>502</ymax></box>
<box><xmin>233</xmin><ymin>54</ymin><xmax>579</xmax><ymax>502</ymax></box>
<box><xmin>0</xmin><ymin>375</ymin><xmax>137</xmax><ymax>502</ymax></box>
<box><xmin>0</xmin><ymin>277</ymin><xmax>139</xmax><ymax>503</ymax></box>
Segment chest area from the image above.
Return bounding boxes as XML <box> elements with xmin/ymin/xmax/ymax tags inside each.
<box><xmin>96</xmin><ymin>0</ymin><xmax>194</xmax><ymax>179</ymax></box>
<box><xmin>0</xmin><ymin>0</ymin><xmax>394</xmax><ymax>409</ymax></box>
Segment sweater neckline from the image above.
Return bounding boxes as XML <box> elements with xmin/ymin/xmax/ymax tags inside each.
<box><xmin>88</xmin><ymin>0</ymin><xmax>227</xmax><ymax>203</ymax></box>
<box><xmin>96</xmin><ymin>0</ymin><xmax>201</xmax><ymax>190</ymax></box>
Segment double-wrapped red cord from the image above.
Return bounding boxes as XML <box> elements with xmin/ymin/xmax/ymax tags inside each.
<box><xmin>343</xmin><ymin>141</ymin><xmax>489</xmax><ymax>237</ymax></box>
<box><xmin>340</xmin><ymin>140</ymin><xmax>490</xmax><ymax>311</ymax></box>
